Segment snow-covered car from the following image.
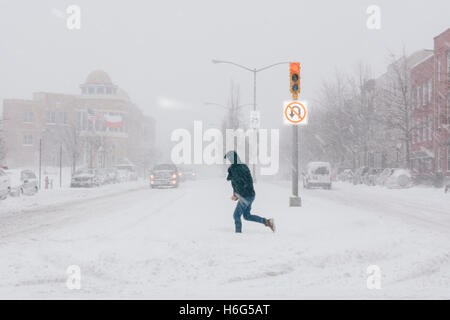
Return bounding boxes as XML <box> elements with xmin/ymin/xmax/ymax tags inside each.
<box><xmin>4</xmin><ymin>169</ymin><xmax>38</xmax><ymax>196</ymax></box>
<box><xmin>95</xmin><ymin>168</ymin><xmax>109</xmax><ymax>185</ymax></box>
<box><xmin>338</xmin><ymin>169</ymin><xmax>353</xmax><ymax>182</ymax></box>
<box><xmin>303</xmin><ymin>162</ymin><xmax>332</xmax><ymax>189</ymax></box>
<box><xmin>363</xmin><ymin>168</ymin><xmax>383</xmax><ymax>186</ymax></box>
<box><xmin>0</xmin><ymin>168</ymin><xmax>11</xmax><ymax>200</ymax></box>
<box><xmin>353</xmin><ymin>166</ymin><xmax>369</xmax><ymax>185</ymax></box>
<box><xmin>70</xmin><ymin>168</ymin><xmax>101</xmax><ymax>188</ymax></box>
<box><xmin>150</xmin><ymin>163</ymin><xmax>179</xmax><ymax>188</ymax></box>
<box><xmin>105</xmin><ymin>168</ymin><xmax>119</xmax><ymax>184</ymax></box>
<box><xmin>376</xmin><ymin>168</ymin><xmax>394</xmax><ymax>186</ymax></box>
<box><xmin>115</xmin><ymin>164</ymin><xmax>138</xmax><ymax>182</ymax></box>
<box><xmin>384</xmin><ymin>168</ymin><xmax>413</xmax><ymax>189</ymax></box>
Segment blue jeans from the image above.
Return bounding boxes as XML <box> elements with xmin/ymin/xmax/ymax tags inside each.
<box><xmin>233</xmin><ymin>196</ymin><xmax>266</xmax><ymax>233</ymax></box>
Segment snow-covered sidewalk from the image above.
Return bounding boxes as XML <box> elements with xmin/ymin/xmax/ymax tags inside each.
<box><xmin>0</xmin><ymin>180</ymin><xmax>147</xmax><ymax>217</ymax></box>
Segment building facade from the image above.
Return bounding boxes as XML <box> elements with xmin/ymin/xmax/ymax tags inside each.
<box><xmin>409</xmin><ymin>28</ymin><xmax>450</xmax><ymax>178</ymax></box>
<box><xmin>2</xmin><ymin>70</ymin><xmax>156</xmax><ymax>171</ymax></box>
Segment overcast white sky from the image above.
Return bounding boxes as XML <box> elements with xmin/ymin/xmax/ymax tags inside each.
<box><xmin>0</xmin><ymin>0</ymin><xmax>449</xmax><ymax>145</ymax></box>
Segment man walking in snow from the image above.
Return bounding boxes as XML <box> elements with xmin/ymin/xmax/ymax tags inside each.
<box><xmin>224</xmin><ymin>151</ymin><xmax>275</xmax><ymax>233</ymax></box>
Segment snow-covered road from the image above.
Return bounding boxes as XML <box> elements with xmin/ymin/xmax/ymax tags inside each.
<box><xmin>0</xmin><ymin>178</ymin><xmax>449</xmax><ymax>299</ymax></box>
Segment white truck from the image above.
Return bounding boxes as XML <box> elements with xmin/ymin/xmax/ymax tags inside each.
<box><xmin>303</xmin><ymin>162</ymin><xmax>332</xmax><ymax>190</ymax></box>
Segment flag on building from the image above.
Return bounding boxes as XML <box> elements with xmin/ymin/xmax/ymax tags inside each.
<box><xmin>104</xmin><ymin>114</ymin><xmax>123</xmax><ymax>128</ymax></box>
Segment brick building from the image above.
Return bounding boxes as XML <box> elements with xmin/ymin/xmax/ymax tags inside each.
<box><xmin>2</xmin><ymin>70</ymin><xmax>156</xmax><ymax>171</ymax></box>
<box><xmin>410</xmin><ymin>28</ymin><xmax>450</xmax><ymax>178</ymax></box>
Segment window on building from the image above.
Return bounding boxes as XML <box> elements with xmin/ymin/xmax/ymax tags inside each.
<box><xmin>422</xmin><ymin>84</ymin><xmax>427</xmax><ymax>106</ymax></box>
<box><xmin>437</xmin><ymin>148</ymin><xmax>441</xmax><ymax>172</ymax></box>
<box><xmin>428</xmin><ymin>79</ymin><xmax>432</xmax><ymax>104</ymax></box>
<box><xmin>447</xmin><ymin>94</ymin><xmax>450</xmax><ymax>125</ymax></box>
<box><xmin>46</xmin><ymin>110</ymin><xmax>56</xmax><ymax>124</ymax></box>
<box><xmin>106</xmin><ymin>87</ymin><xmax>112</xmax><ymax>94</ymax></box>
<box><xmin>437</xmin><ymin>56</ymin><xmax>441</xmax><ymax>82</ymax></box>
<box><xmin>428</xmin><ymin>116</ymin><xmax>433</xmax><ymax>141</ymax></box>
<box><xmin>417</xmin><ymin>87</ymin><xmax>421</xmax><ymax>108</ymax></box>
<box><xmin>422</xmin><ymin>118</ymin><xmax>427</xmax><ymax>141</ymax></box>
<box><xmin>448</xmin><ymin>146</ymin><xmax>450</xmax><ymax>172</ymax></box>
<box><xmin>447</xmin><ymin>52</ymin><xmax>450</xmax><ymax>81</ymax></box>
<box><xmin>417</xmin><ymin>119</ymin><xmax>421</xmax><ymax>143</ymax></box>
<box><xmin>24</xmin><ymin>111</ymin><xmax>33</xmax><ymax>123</ymax></box>
<box><xmin>437</xmin><ymin>96</ymin><xmax>441</xmax><ymax>128</ymax></box>
<box><xmin>88</xmin><ymin>87</ymin><xmax>95</xmax><ymax>94</ymax></box>
<box><xmin>23</xmin><ymin>134</ymin><xmax>33</xmax><ymax>146</ymax></box>
<box><xmin>97</xmin><ymin>87</ymin><xmax>104</xmax><ymax>94</ymax></box>
<box><xmin>58</xmin><ymin>112</ymin><xmax>68</xmax><ymax>125</ymax></box>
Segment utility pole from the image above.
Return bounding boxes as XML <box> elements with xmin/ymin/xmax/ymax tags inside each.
<box><xmin>252</xmin><ymin>69</ymin><xmax>258</xmax><ymax>182</ymax></box>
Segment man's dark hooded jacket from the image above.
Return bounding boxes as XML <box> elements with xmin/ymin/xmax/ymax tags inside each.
<box><xmin>225</xmin><ymin>151</ymin><xmax>255</xmax><ymax>198</ymax></box>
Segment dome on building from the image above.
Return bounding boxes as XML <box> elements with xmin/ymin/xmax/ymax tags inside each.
<box><xmin>85</xmin><ymin>70</ymin><xmax>113</xmax><ymax>85</ymax></box>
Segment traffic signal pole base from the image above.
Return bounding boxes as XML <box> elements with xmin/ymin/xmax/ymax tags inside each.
<box><xmin>289</xmin><ymin>196</ymin><xmax>302</xmax><ymax>207</ymax></box>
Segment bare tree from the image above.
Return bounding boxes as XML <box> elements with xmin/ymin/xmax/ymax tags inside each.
<box><xmin>377</xmin><ymin>51</ymin><xmax>415</xmax><ymax>168</ymax></box>
<box><xmin>0</xmin><ymin>119</ymin><xmax>6</xmax><ymax>165</ymax></box>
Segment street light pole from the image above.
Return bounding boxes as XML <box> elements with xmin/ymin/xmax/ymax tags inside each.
<box><xmin>39</xmin><ymin>138</ymin><xmax>42</xmax><ymax>189</ymax></box>
<box><xmin>212</xmin><ymin>59</ymin><xmax>290</xmax><ymax>182</ymax></box>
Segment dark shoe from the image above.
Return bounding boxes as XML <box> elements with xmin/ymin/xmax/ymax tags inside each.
<box><xmin>265</xmin><ymin>218</ymin><xmax>275</xmax><ymax>232</ymax></box>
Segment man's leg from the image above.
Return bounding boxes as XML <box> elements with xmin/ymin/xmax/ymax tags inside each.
<box><xmin>242</xmin><ymin>197</ymin><xmax>266</xmax><ymax>225</ymax></box>
<box><xmin>233</xmin><ymin>201</ymin><xmax>244</xmax><ymax>233</ymax></box>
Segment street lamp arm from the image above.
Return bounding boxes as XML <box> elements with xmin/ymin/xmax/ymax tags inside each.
<box><xmin>203</xmin><ymin>102</ymin><xmax>228</xmax><ymax>109</ymax></box>
<box><xmin>211</xmin><ymin>59</ymin><xmax>254</xmax><ymax>72</ymax></box>
<box><xmin>256</xmin><ymin>61</ymin><xmax>292</xmax><ymax>73</ymax></box>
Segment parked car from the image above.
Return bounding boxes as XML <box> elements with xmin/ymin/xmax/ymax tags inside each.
<box><xmin>150</xmin><ymin>163</ymin><xmax>180</xmax><ymax>188</ymax></box>
<box><xmin>353</xmin><ymin>166</ymin><xmax>369</xmax><ymax>185</ymax></box>
<box><xmin>95</xmin><ymin>168</ymin><xmax>110</xmax><ymax>185</ymax></box>
<box><xmin>384</xmin><ymin>168</ymin><xmax>413</xmax><ymax>189</ymax></box>
<box><xmin>376</xmin><ymin>168</ymin><xmax>394</xmax><ymax>186</ymax></box>
<box><xmin>5</xmin><ymin>169</ymin><xmax>38</xmax><ymax>196</ymax></box>
<box><xmin>115</xmin><ymin>164</ymin><xmax>138</xmax><ymax>182</ymax></box>
<box><xmin>303</xmin><ymin>162</ymin><xmax>332</xmax><ymax>189</ymax></box>
<box><xmin>363</xmin><ymin>168</ymin><xmax>383</xmax><ymax>186</ymax></box>
<box><xmin>0</xmin><ymin>168</ymin><xmax>11</xmax><ymax>200</ymax></box>
<box><xmin>70</xmin><ymin>168</ymin><xmax>101</xmax><ymax>188</ymax></box>
<box><xmin>105</xmin><ymin>168</ymin><xmax>119</xmax><ymax>184</ymax></box>
<box><xmin>338</xmin><ymin>169</ymin><xmax>353</xmax><ymax>182</ymax></box>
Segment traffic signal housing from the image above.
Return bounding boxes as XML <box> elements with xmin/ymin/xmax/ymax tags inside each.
<box><xmin>290</xmin><ymin>62</ymin><xmax>301</xmax><ymax>99</ymax></box>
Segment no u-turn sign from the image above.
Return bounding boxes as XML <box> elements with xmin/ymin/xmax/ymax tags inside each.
<box><xmin>283</xmin><ymin>100</ymin><xmax>308</xmax><ymax>125</ymax></box>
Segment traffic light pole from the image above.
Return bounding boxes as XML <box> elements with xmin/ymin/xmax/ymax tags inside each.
<box><xmin>289</xmin><ymin>63</ymin><xmax>301</xmax><ymax>207</ymax></box>
<box><xmin>290</xmin><ymin>124</ymin><xmax>301</xmax><ymax>206</ymax></box>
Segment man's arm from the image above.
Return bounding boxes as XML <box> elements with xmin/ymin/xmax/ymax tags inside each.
<box><xmin>226</xmin><ymin>167</ymin><xmax>232</xmax><ymax>181</ymax></box>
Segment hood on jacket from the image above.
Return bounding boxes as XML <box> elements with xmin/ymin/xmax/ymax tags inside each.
<box><xmin>224</xmin><ymin>151</ymin><xmax>242</xmax><ymax>164</ymax></box>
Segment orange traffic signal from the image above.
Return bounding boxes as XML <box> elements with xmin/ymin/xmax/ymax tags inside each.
<box><xmin>290</xmin><ymin>62</ymin><xmax>300</xmax><ymax>99</ymax></box>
